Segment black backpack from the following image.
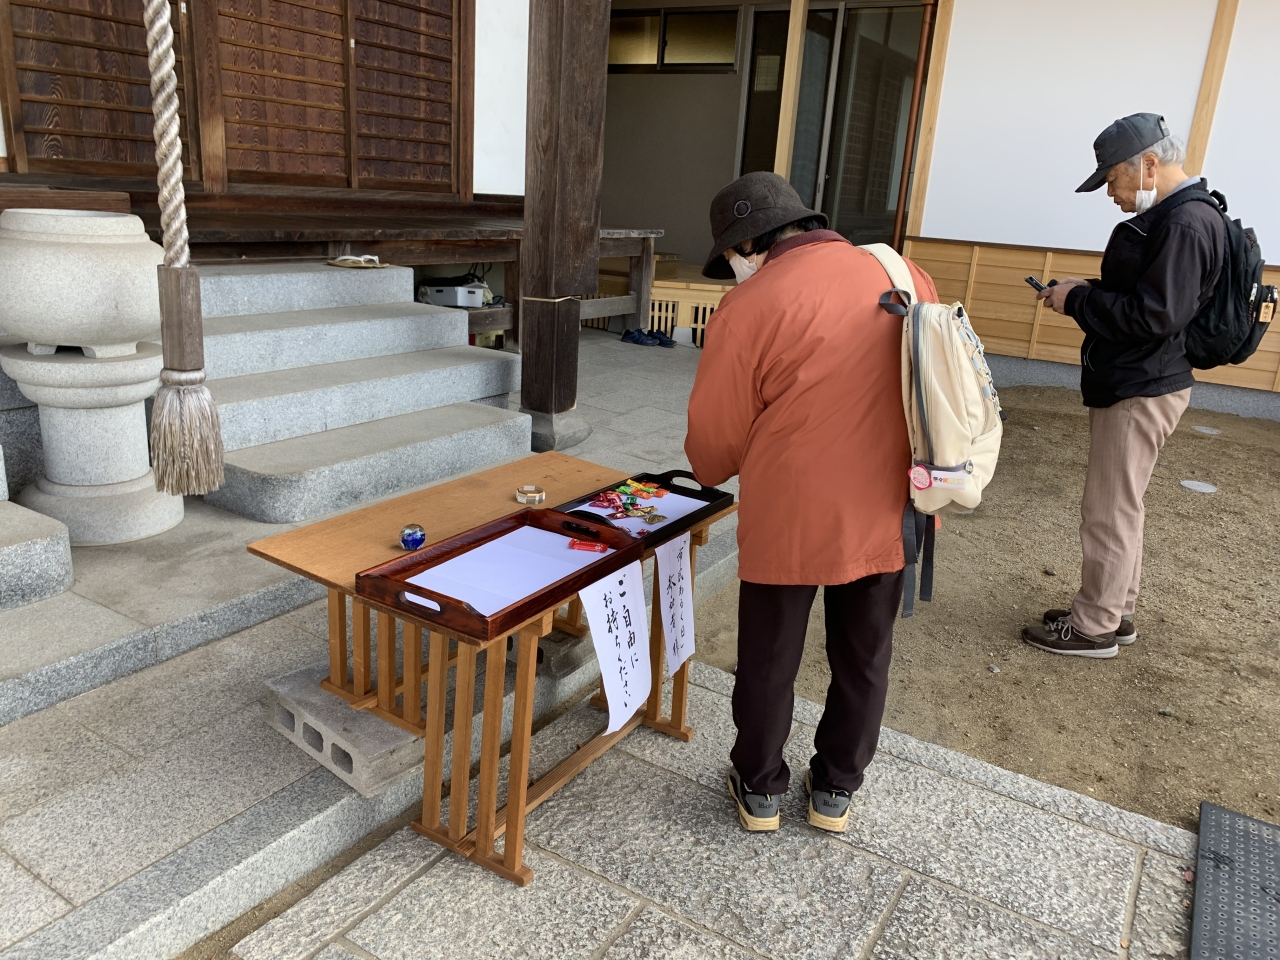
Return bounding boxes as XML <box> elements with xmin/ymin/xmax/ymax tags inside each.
<box><xmin>1159</xmin><ymin>188</ymin><xmax>1277</xmax><ymax>369</ymax></box>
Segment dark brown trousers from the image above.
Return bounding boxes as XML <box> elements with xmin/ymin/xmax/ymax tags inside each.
<box><xmin>730</xmin><ymin>570</ymin><xmax>903</xmax><ymax>795</ymax></box>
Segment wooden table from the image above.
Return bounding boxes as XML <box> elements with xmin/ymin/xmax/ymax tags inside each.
<box><xmin>248</xmin><ymin>452</ymin><xmax>733</xmax><ymax>885</ymax></box>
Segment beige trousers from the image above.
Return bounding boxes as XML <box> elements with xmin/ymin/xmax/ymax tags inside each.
<box><xmin>1069</xmin><ymin>389</ymin><xmax>1191</xmax><ymax>636</ymax></box>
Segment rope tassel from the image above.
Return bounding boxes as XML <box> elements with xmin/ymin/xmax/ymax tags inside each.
<box><xmin>143</xmin><ymin>0</ymin><xmax>224</xmax><ymax>495</ymax></box>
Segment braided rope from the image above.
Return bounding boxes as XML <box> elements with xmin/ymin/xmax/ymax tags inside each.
<box><xmin>142</xmin><ymin>0</ymin><xmax>189</xmax><ymax>267</ymax></box>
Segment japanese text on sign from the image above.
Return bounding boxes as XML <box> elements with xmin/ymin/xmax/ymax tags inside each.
<box><xmin>655</xmin><ymin>532</ymin><xmax>694</xmax><ymax>674</ymax></box>
<box><xmin>579</xmin><ymin>561</ymin><xmax>651</xmax><ymax>734</ymax></box>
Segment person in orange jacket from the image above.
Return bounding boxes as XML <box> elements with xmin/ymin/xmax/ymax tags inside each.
<box><xmin>685</xmin><ymin>172</ymin><xmax>938</xmax><ymax>834</ymax></box>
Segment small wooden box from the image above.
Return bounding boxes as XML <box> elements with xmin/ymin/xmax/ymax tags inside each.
<box><xmin>355</xmin><ymin>509</ymin><xmax>643</xmax><ymax>643</ymax></box>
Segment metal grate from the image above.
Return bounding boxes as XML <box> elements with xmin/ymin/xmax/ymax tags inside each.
<box><xmin>1192</xmin><ymin>802</ymin><xmax>1280</xmax><ymax>959</ymax></box>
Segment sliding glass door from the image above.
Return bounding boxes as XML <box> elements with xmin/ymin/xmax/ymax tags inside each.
<box><xmin>739</xmin><ymin>3</ymin><xmax>928</xmax><ymax>246</ymax></box>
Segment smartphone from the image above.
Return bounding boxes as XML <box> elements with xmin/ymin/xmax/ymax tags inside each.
<box><xmin>1024</xmin><ymin>276</ymin><xmax>1046</xmax><ymax>292</ymax></box>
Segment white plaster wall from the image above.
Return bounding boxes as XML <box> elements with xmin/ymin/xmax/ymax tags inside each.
<box><xmin>920</xmin><ymin>0</ymin><xmax>1217</xmax><ymax>251</ymax></box>
<box><xmin>1200</xmin><ymin>0</ymin><xmax>1279</xmax><ymax>242</ymax></box>
<box><xmin>474</xmin><ymin>0</ymin><xmax>528</xmax><ymax>196</ymax></box>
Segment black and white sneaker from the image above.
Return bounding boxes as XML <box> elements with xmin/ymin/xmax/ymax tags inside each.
<box><xmin>1044</xmin><ymin>608</ymin><xmax>1136</xmax><ymax>646</ymax></box>
<box><xmin>1022</xmin><ymin>618</ymin><xmax>1118</xmax><ymax>658</ymax></box>
<box><xmin>727</xmin><ymin>769</ymin><xmax>780</xmax><ymax>832</ymax></box>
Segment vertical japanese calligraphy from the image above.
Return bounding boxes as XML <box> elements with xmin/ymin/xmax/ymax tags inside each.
<box><xmin>655</xmin><ymin>532</ymin><xmax>695</xmax><ymax>675</ymax></box>
<box><xmin>579</xmin><ymin>561</ymin><xmax>651</xmax><ymax>734</ymax></box>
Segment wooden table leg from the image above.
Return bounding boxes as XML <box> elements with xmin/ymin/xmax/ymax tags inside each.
<box><xmin>325</xmin><ymin>589</ymin><xmax>347</xmax><ymax>693</ymax></box>
<box><xmin>376</xmin><ymin>611</ymin><xmax>397</xmax><ymax>713</ymax></box>
<box><xmin>474</xmin><ymin>635</ymin><xmax>507</xmax><ymax>858</ymax></box>
<box><xmin>420</xmin><ymin>629</ymin><xmax>449</xmax><ymax>831</ymax></box>
<box><xmin>352</xmin><ymin>601</ymin><xmax>372</xmax><ymax>698</ymax></box>
<box><xmin>499</xmin><ymin>623</ymin><xmax>539</xmax><ymax>883</ymax></box>
<box><xmin>403</xmin><ymin>623</ymin><xmax>423</xmax><ymax>725</ymax></box>
<box><xmin>449</xmin><ymin>642</ymin><xmax>478</xmax><ymax>841</ymax></box>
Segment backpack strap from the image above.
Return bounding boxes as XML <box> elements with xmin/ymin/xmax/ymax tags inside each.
<box><xmin>900</xmin><ymin>504</ymin><xmax>934</xmax><ymax>618</ymax></box>
<box><xmin>860</xmin><ymin>243</ymin><xmax>918</xmax><ymax>315</ymax></box>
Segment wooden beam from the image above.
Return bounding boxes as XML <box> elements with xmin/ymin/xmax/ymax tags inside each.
<box><xmin>189</xmin><ymin>0</ymin><xmax>227</xmax><ymax>193</ymax></box>
<box><xmin>892</xmin><ymin>2</ymin><xmax>935</xmax><ymax>251</ymax></box>
<box><xmin>772</xmin><ymin>0</ymin><xmax>809</xmax><ymax>179</ymax></box>
<box><xmin>344</xmin><ymin>3</ymin><xmax>359</xmax><ymax>190</ymax></box>
<box><xmin>626</xmin><ymin>235</ymin><xmax>655</xmax><ymax>330</ymax></box>
<box><xmin>455</xmin><ymin>0</ymin><xmax>476</xmax><ymax>201</ymax></box>
<box><xmin>1026</xmin><ymin>249</ymin><xmax>1052</xmax><ymax>360</ymax></box>
<box><xmin>576</xmin><ymin>294</ymin><xmax>637</xmax><ymax>321</ymax></box>
<box><xmin>0</xmin><ymin>0</ymin><xmax>29</xmax><ymax>174</ymax></box>
<box><xmin>904</xmin><ymin>0</ymin><xmax>954</xmax><ymax>239</ymax></box>
<box><xmin>1186</xmin><ymin>0</ymin><xmax>1238</xmax><ymax>175</ymax></box>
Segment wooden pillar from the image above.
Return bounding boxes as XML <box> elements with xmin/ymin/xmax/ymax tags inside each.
<box><xmin>626</xmin><ymin>236</ymin><xmax>655</xmax><ymax>332</ymax></box>
<box><xmin>0</xmin><ymin>0</ymin><xmax>29</xmax><ymax>174</ymax></box>
<box><xmin>904</xmin><ymin>0</ymin><xmax>954</xmax><ymax>240</ymax></box>
<box><xmin>189</xmin><ymin>0</ymin><xmax>227</xmax><ymax>193</ymax></box>
<box><xmin>772</xmin><ymin>0</ymin><xmax>810</xmax><ymax>179</ymax></box>
<box><xmin>519</xmin><ymin>0</ymin><xmax>611</xmax><ymax>451</ymax></box>
<box><xmin>891</xmin><ymin>2</ymin><xmax>935</xmax><ymax>252</ymax></box>
<box><xmin>1185</xmin><ymin>0</ymin><xmax>1238</xmax><ymax>176</ymax></box>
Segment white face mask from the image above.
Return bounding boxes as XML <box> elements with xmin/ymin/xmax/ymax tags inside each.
<box><xmin>1134</xmin><ymin>163</ymin><xmax>1158</xmax><ymax>215</ymax></box>
<box><xmin>728</xmin><ymin>251</ymin><xmax>759</xmax><ymax>284</ymax></box>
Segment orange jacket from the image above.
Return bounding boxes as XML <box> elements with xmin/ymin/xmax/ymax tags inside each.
<box><xmin>685</xmin><ymin>234</ymin><xmax>938</xmax><ymax>585</ymax></box>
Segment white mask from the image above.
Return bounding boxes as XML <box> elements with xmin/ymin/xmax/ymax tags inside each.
<box><xmin>1134</xmin><ymin>163</ymin><xmax>1158</xmax><ymax>215</ymax></box>
<box><xmin>728</xmin><ymin>251</ymin><xmax>759</xmax><ymax>284</ymax></box>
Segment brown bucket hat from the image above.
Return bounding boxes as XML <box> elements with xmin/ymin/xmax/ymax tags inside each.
<box><xmin>702</xmin><ymin>171</ymin><xmax>828</xmax><ymax>280</ymax></box>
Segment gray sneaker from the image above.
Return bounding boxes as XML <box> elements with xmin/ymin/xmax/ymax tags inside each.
<box><xmin>1044</xmin><ymin>609</ymin><xmax>1136</xmax><ymax>645</ymax></box>
<box><xmin>805</xmin><ymin>770</ymin><xmax>851</xmax><ymax>832</ymax></box>
<box><xmin>727</xmin><ymin>769</ymin><xmax>780</xmax><ymax>832</ymax></box>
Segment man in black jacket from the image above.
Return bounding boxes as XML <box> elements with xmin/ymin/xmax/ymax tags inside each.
<box><xmin>1021</xmin><ymin>113</ymin><xmax>1223</xmax><ymax>659</ymax></box>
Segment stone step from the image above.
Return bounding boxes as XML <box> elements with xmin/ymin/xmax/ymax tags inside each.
<box><xmin>0</xmin><ymin>500</ymin><xmax>73</xmax><ymax>611</ymax></box>
<box><xmin>201</xmin><ymin>302</ymin><xmax>469</xmax><ymax>380</ymax></box>
<box><xmin>198</xmin><ymin>262</ymin><xmax>415</xmax><ymax>319</ymax></box>
<box><xmin>205</xmin><ymin>403</ymin><xmax>532</xmax><ymax>523</ymax></box>
<box><xmin>209</xmin><ymin>347</ymin><xmax>521</xmax><ymax>452</ymax></box>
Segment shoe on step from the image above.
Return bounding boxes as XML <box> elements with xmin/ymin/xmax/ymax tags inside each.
<box><xmin>1044</xmin><ymin>609</ymin><xmax>1136</xmax><ymax>645</ymax></box>
<box><xmin>727</xmin><ymin>769</ymin><xmax>780</xmax><ymax>832</ymax></box>
<box><xmin>621</xmin><ymin>328</ymin><xmax>660</xmax><ymax>346</ymax></box>
<box><xmin>1022</xmin><ymin>618</ymin><xmax>1118</xmax><ymax>658</ymax></box>
<box><xmin>805</xmin><ymin>770</ymin><xmax>851</xmax><ymax>833</ymax></box>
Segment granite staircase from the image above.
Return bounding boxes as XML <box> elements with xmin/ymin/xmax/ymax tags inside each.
<box><xmin>195</xmin><ymin>262</ymin><xmax>530</xmax><ymax>523</ymax></box>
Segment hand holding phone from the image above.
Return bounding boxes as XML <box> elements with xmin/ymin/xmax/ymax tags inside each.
<box><xmin>1023</xmin><ymin>276</ymin><xmax>1058</xmax><ymax>293</ymax></box>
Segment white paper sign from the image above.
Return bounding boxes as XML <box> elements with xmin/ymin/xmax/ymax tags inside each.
<box><xmin>579</xmin><ymin>560</ymin><xmax>651</xmax><ymax>734</ymax></box>
<box><xmin>655</xmin><ymin>532</ymin><xmax>694</xmax><ymax>674</ymax></box>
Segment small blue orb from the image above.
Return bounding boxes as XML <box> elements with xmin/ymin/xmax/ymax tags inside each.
<box><xmin>400</xmin><ymin>524</ymin><xmax>426</xmax><ymax>551</ymax></box>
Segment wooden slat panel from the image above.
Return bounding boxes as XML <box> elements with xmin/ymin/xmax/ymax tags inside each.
<box><xmin>7</xmin><ymin>0</ymin><xmax>194</xmax><ymax>175</ymax></box>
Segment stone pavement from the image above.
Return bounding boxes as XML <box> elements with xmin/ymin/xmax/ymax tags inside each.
<box><xmin>231</xmin><ymin>663</ymin><xmax>1196</xmax><ymax>960</ymax></box>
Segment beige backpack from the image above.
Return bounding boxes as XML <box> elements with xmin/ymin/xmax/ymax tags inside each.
<box><xmin>860</xmin><ymin>243</ymin><xmax>1004</xmax><ymax>613</ymax></box>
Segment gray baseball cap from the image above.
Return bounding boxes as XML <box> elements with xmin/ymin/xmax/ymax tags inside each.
<box><xmin>1076</xmin><ymin>112</ymin><xmax>1172</xmax><ymax>193</ymax></box>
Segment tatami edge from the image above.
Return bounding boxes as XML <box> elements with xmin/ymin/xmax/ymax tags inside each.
<box><xmin>685</xmin><ymin>661</ymin><xmax>1198</xmax><ymax>860</ymax></box>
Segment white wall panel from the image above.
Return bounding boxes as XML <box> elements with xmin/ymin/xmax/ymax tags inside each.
<box><xmin>1200</xmin><ymin>0</ymin><xmax>1279</xmax><ymax>242</ymax></box>
<box><xmin>474</xmin><ymin>0</ymin><xmax>528</xmax><ymax>195</ymax></box>
<box><xmin>921</xmin><ymin>0</ymin><xmax>1216</xmax><ymax>251</ymax></box>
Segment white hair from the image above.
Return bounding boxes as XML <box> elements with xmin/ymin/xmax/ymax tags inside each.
<box><xmin>1124</xmin><ymin>134</ymin><xmax>1186</xmax><ymax>169</ymax></box>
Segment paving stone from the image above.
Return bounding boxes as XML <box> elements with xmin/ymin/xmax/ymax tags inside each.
<box><xmin>600</xmin><ymin>907</ymin><xmax>753</xmax><ymax>960</ymax></box>
<box><xmin>870</xmin><ymin>876</ymin><xmax>1114</xmax><ymax>960</ymax></box>
<box><xmin>527</xmin><ymin>750</ymin><xmax>903</xmax><ymax>959</ymax></box>
<box><xmin>233</xmin><ymin>827</ymin><xmax>441</xmax><ymax>960</ymax></box>
<box><xmin>0</xmin><ymin>591</ymin><xmax>148</xmax><ymax>683</ymax></box>
<box><xmin>55</xmin><ymin>617</ymin><xmax>326</xmax><ymax>756</ymax></box>
<box><xmin>347</xmin><ymin>849</ymin><xmax>635</xmax><ymax>960</ymax></box>
<box><xmin>1127</xmin><ymin>851</ymin><xmax>1194</xmax><ymax>960</ymax></box>
<box><xmin>0</xmin><ymin>501</ymin><xmax>71</xmax><ymax>612</ymax></box>
<box><xmin>0</xmin><ymin>703</ymin><xmax>317</xmax><ymax>904</ymax></box>
<box><xmin>0</xmin><ymin>709</ymin><xmax>132</xmax><ymax>824</ymax></box>
<box><xmin>779</xmin><ymin>730</ymin><xmax>1137</xmax><ymax>949</ymax></box>
<box><xmin>686</xmin><ymin>660</ymin><xmax>733</xmax><ymax>698</ymax></box>
<box><xmin>313</xmin><ymin>945</ymin><xmax>363</xmax><ymax>960</ymax></box>
<box><xmin>617</xmin><ymin>680</ymin><xmax>744</xmax><ymax>793</ymax></box>
<box><xmin>0</xmin><ymin>851</ymin><xmax>70</xmax><ymax>949</ymax></box>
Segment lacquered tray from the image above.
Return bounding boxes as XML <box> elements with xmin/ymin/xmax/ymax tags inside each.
<box><xmin>354</xmin><ymin>509</ymin><xmax>642</xmax><ymax>643</ymax></box>
<box><xmin>553</xmin><ymin>469</ymin><xmax>734</xmax><ymax>548</ymax></box>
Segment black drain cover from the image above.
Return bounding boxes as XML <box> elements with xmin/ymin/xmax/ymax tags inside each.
<box><xmin>1192</xmin><ymin>802</ymin><xmax>1280</xmax><ymax>959</ymax></box>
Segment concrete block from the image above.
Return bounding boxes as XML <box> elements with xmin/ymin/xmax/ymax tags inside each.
<box><xmin>205</xmin><ymin>404</ymin><xmax>532</xmax><ymax>523</ymax></box>
<box><xmin>1127</xmin><ymin>851</ymin><xmax>1195</xmax><ymax>960</ymax></box>
<box><xmin>0</xmin><ymin>501</ymin><xmax>72</xmax><ymax>610</ymax></box>
<box><xmin>210</xmin><ymin>347</ymin><xmax>522</xmax><ymax>451</ymax></box>
<box><xmin>347</xmin><ymin>849</ymin><xmax>635</xmax><ymax>960</ymax></box>
<box><xmin>0</xmin><ymin>852</ymin><xmax>71</xmax><ymax>950</ymax></box>
<box><xmin>527</xmin><ymin>750</ymin><xmax>903</xmax><ymax>960</ymax></box>
<box><xmin>202</xmin><ymin>303</ymin><xmax>469</xmax><ymax>380</ymax></box>
<box><xmin>871</xmin><ymin>876</ymin><xmax>1113</xmax><ymax>960</ymax></box>
<box><xmin>199</xmin><ymin>263</ymin><xmax>415</xmax><ymax>319</ymax></box>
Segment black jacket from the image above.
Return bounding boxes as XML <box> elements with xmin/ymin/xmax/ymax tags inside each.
<box><xmin>1065</xmin><ymin>180</ymin><xmax>1224</xmax><ymax>407</ymax></box>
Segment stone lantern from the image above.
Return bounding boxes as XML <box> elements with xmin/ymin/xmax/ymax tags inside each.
<box><xmin>0</xmin><ymin>209</ymin><xmax>183</xmax><ymax>544</ymax></box>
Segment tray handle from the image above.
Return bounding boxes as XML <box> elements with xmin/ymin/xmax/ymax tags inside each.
<box><xmin>397</xmin><ymin>582</ymin><xmax>482</xmax><ymax>620</ymax></box>
<box><xmin>654</xmin><ymin>469</ymin><xmax>719</xmax><ymax>495</ymax></box>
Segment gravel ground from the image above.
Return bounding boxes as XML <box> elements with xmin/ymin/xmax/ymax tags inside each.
<box><xmin>693</xmin><ymin>385</ymin><xmax>1280</xmax><ymax>831</ymax></box>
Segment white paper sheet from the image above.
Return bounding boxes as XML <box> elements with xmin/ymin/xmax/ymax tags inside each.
<box><xmin>655</xmin><ymin>532</ymin><xmax>694</xmax><ymax>674</ymax></box>
<box><xmin>571</xmin><ymin>489</ymin><xmax>707</xmax><ymax>539</ymax></box>
<box><xmin>404</xmin><ymin>525</ymin><xmax>615</xmax><ymax>616</ymax></box>
<box><xmin>579</xmin><ymin>561</ymin><xmax>651</xmax><ymax>734</ymax></box>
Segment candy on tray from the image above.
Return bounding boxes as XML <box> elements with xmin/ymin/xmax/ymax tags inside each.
<box><xmin>568</xmin><ymin>538</ymin><xmax>608</xmax><ymax>553</ymax></box>
<box><xmin>644</xmin><ymin>514</ymin><xmax>668</xmax><ymax>525</ymax></box>
<box><xmin>607</xmin><ymin>511</ymin><xmax>628</xmax><ymax>519</ymax></box>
